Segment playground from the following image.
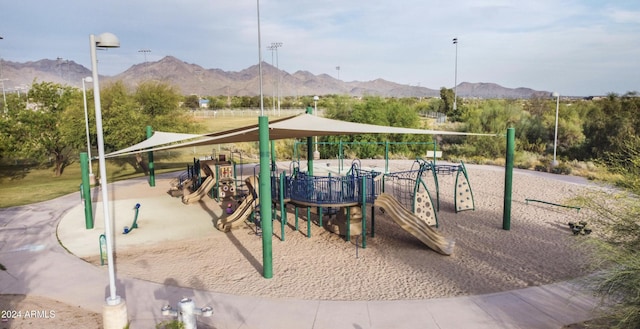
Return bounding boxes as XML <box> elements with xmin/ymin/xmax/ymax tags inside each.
<box><xmin>59</xmin><ymin>158</ymin><xmax>596</xmax><ymax>301</ymax></box>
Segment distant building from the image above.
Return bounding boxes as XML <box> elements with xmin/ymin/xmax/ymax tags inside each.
<box><xmin>199</xmin><ymin>99</ymin><xmax>210</xmax><ymax>108</ymax></box>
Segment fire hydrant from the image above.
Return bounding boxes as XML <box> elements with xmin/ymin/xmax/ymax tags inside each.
<box><xmin>161</xmin><ymin>297</ymin><xmax>213</xmax><ymax>329</ymax></box>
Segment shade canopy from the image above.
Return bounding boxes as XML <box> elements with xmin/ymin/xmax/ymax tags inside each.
<box><xmin>106</xmin><ymin>113</ymin><xmax>498</xmax><ymax>158</ymax></box>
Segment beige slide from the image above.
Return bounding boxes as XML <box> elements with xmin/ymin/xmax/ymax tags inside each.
<box><xmin>182</xmin><ymin>175</ymin><xmax>217</xmax><ymax>204</ymax></box>
<box><xmin>182</xmin><ymin>163</ymin><xmax>218</xmax><ymax>204</ymax></box>
<box><xmin>374</xmin><ymin>193</ymin><xmax>455</xmax><ymax>255</ymax></box>
<box><xmin>216</xmin><ymin>176</ymin><xmax>259</xmax><ymax>232</ymax></box>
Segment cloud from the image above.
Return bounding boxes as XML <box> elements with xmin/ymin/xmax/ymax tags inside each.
<box><xmin>1</xmin><ymin>0</ymin><xmax>638</xmax><ymax>95</ymax></box>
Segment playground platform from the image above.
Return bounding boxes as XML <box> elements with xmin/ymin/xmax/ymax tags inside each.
<box><xmin>1</xmin><ymin>164</ymin><xmax>601</xmax><ymax>328</ymax></box>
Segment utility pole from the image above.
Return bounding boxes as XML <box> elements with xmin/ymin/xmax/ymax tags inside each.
<box><xmin>138</xmin><ymin>49</ymin><xmax>151</xmax><ymax>79</ymax></box>
<box><xmin>270</xmin><ymin>42</ymin><xmax>282</xmax><ymax>116</ymax></box>
<box><xmin>452</xmin><ymin>37</ymin><xmax>458</xmax><ymax>111</ymax></box>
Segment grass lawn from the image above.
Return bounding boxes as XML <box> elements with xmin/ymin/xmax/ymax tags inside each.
<box><xmin>0</xmin><ymin>113</ymin><xmax>287</xmax><ymax>208</ymax></box>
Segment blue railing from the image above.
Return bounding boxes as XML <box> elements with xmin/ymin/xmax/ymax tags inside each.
<box><xmin>284</xmin><ymin>171</ymin><xmax>381</xmax><ymax>205</ymax></box>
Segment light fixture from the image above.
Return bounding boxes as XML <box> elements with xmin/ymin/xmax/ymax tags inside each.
<box><xmin>82</xmin><ymin>76</ymin><xmax>95</xmax><ymax>185</ymax></box>
<box><xmin>89</xmin><ymin>32</ymin><xmax>122</xmax><ymax>309</ymax></box>
<box><xmin>551</xmin><ymin>92</ymin><xmax>560</xmax><ymax>167</ymax></box>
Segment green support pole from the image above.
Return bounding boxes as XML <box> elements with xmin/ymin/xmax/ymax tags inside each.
<box><xmin>80</xmin><ymin>152</ymin><xmax>94</xmax><ymax>229</ymax></box>
<box><xmin>295</xmin><ymin>207</ymin><xmax>299</xmax><ymax>231</ymax></box>
<box><xmin>258</xmin><ymin>116</ymin><xmax>273</xmax><ymax>278</ymax></box>
<box><xmin>146</xmin><ymin>126</ymin><xmax>155</xmax><ymax>187</ymax></box>
<box><xmin>503</xmin><ymin>128</ymin><xmax>515</xmax><ymax>230</ymax></box>
<box><xmin>307</xmin><ymin>207</ymin><xmax>311</xmax><ymax>237</ymax></box>
<box><xmin>279</xmin><ymin>172</ymin><xmax>286</xmax><ymax>241</ymax></box>
<box><xmin>371</xmin><ymin>205</ymin><xmax>375</xmax><ymax>238</ymax></box>
<box><xmin>385</xmin><ymin>141</ymin><xmax>389</xmax><ymax>173</ymax></box>
<box><xmin>306</xmin><ymin>106</ymin><xmax>314</xmax><ymax>176</ymax></box>
<box><xmin>270</xmin><ymin>140</ymin><xmax>276</xmax><ymax>170</ymax></box>
<box><xmin>361</xmin><ymin>176</ymin><xmax>367</xmax><ymax>248</ymax></box>
<box><xmin>307</xmin><ymin>136</ymin><xmax>314</xmax><ymax>176</ymax></box>
<box><xmin>346</xmin><ymin>206</ymin><xmax>351</xmax><ymax>242</ymax></box>
<box><xmin>338</xmin><ymin>140</ymin><xmax>343</xmax><ymax>174</ymax></box>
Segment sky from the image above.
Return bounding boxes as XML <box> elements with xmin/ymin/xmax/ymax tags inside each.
<box><xmin>1</xmin><ymin>0</ymin><xmax>639</xmax><ymax>96</ymax></box>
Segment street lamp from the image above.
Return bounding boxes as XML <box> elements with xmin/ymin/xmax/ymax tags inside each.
<box><xmin>452</xmin><ymin>37</ymin><xmax>458</xmax><ymax>111</ymax></box>
<box><xmin>551</xmin><ymin>92</ymin><xmax>560</xmax><ymax>167</ymax></box>
<box><xmin>0</xmin><ymin>36</ymin><xmax>5</xmax><ymax>114</ymax></box>
<box><xmin>313</xmin><ymin>95</ymin><xmax>320</xmax><ymax>159</ymax></box>
<box><xmin>82</xmin><ymin>77</ymin><xmax>96</xmax><ymax>185</ymax></box>
<box><xmin>138</xmin><ymin>49</ymin><xmax>151</xmax><ymax>78</ymax></box>
<box><xmin>0</xmin><ymin>79</ymin><xmax>7</xmax><ymax>114</ymax></box>
<box><xmin>270</xmin><ymin>42</ymin><xmax>283</xmax><ymax>116</ymax></box>
<box><xmin>267</xmin><ymin>45</ymin><xmax>276</xmax><ymax>114</ymax></box>
<box><xmin>89</xmin><ymin>32</ymin><xmax>127</xmax><ymax>325</ymax></box>
<box><xmin>336</xmin><ymin>66</ymin><xmax>340</xmax><ymax>80</ymax></box>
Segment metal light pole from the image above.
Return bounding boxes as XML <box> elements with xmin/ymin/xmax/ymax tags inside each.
<box><xmin>270</xmin><ymin>42</ymin><xmax>282</xmax><ymax>116</ymax></box>
<box><xmin>138</xmin><ymin>49</ymin><xmax>151</xmax><ymax>79</ymax></box>
<box><xmin>0</xmin><ymin>36</ymin><xmax>5</xmax><ymax>115</ymax></box>
<box><xmin>313</xmin><ymin>95</ymin><xmax>319</xmax><ymax>159</ymax></box>
<box><xmin>267</xmin><ymin>45</ymin><xmax>276</xmax><ymax>114</ymax></box>
<box><xmin>82</xmin><ymin>77</ymin><xmax>96</xmax><ymax>185</ymax></box>
<box><xmin>0</xmin><ymin>79</ymin><xmax>7</xmax><ymax>115</ymax></box>
<box><xmin>257</xmin><ymin>0</ymin><xmax>274</xmax><ymax>279</ymax></box>
<box><xmin>452</xmin><ymin>37</ymin><xmax>458</xmax><ymax>111</ymax></box>
<box><xmin>551</xmin><ymin>92</ymin><xmax>560</xmax><ymax>167</ymax></box>
<box><xmin>89</xmin><ymin>32</ymin><xmax>128</xmax><ymax>327</ymax></box>
<box><xmin>336</xmin><ymin>66</ymin><xmax>340</xmax><ymax>80</ymax></box>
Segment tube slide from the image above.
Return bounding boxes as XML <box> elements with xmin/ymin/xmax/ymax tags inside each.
<box><xmin>374</xmin><ymin>193</ymin><xmax>455</xmax><ymax>255</ymax></box>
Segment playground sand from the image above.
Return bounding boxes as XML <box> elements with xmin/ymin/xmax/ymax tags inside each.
<box><xmin>81</xmin><ymin>160</ymin><xmax>598</xmax><ymax>301</ymax></box>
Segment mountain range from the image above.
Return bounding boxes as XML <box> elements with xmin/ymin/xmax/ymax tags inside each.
<box><xmin>0</xmin><ymin>56</ymin><xmax>551</xmax><ymax>99</ymax></box>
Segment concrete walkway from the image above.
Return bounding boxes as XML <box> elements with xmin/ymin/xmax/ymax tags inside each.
<box><xmin>0</xmin><ymin>173</ymin><xmax>600</xmax><ymax>328</ymax></box>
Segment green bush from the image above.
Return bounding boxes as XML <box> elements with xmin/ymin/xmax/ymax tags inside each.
<box><xmin>575</xmin><ymin>136</ymin><xmax>640</xmax><ymax>329</ymax></box>
<box><xmin>156</xmin><ymin>319</ymin><xmax>185</xmax><ymax>329</ymax></box>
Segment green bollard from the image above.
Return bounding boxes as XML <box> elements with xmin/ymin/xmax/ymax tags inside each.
<box><xmin>147</xmin><ymin>126</ymin><xmax>156</xmax><ymax>187</ymax></box>
<box><xmin>503</xmin><ymin>128</ymin><xmax>515</xmax><ymax>230</ymax></box>
<box><xmin>80</xmin><ymin>152</ymin><xmax>94</xmax><ymax>229</ymax></box>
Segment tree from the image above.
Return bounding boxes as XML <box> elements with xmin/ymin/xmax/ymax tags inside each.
<box><xmin>135</xmin><ymin>81</ymin><xmax>182</xmax><ymax>117</ymax></box>
<box><xmin>183</xmin><ymin>95</ymin><xmax>200</xmax><ymax>110</ymax></box>
<box><xmin>439</xmin><ymin>87</ymin><xmax>455</xmax><ymax>115</ymax></box>
<box><xmin>11</xmin><ymin>81</ymin><xmax>77</xmax><ymax>176</ymax></box>
<box><xmin>578</xmin><ymin>135</ymin><xmax>640</xmax><ymax>329</ymax></box>
<box><xmin>439</xmin><ymin>87</ymin><xmax>463</xmax><ymax>120</ymax></box>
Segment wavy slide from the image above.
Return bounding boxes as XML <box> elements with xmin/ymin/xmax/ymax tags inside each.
<box><xmin>374</xmin><ymin>193</ymin><xmax>455</xmax><ymax>255</ymax></box>
<box><xmin>182</xmin><ymin>175</ymin><xmax>216</xmax><ymax>204</ymax></box>
<box><xmin>216</xmin><ymin>176</ymin><xmax>259</xmax><ymax>232</ymax></box>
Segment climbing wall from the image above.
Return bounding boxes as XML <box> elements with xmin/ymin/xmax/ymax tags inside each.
<box><xmin>412</xmin><ymin>180</ymin><xmax>438</xmax><ymax>226</ymax></box>
<box><xmin>454</xmin><ymin>162</ymin><xmax>475</xmax><ymax>213</ymax></box>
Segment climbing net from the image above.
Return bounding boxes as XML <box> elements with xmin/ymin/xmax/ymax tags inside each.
<box><xmin>384</xmin><ymin>168</ymin><xmax>431</xmax><ymax>210</ymax></box>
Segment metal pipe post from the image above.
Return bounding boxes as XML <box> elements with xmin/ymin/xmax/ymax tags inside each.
<box><xmin>502</xmin><ymin>128</ymin><xmax>515</xmax><ymax>230</ymax></box>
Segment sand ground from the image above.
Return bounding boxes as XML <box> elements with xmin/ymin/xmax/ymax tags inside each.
<box><xmin>2</xmin><ymin>160</ymin><xmax>601</xmax><ymax>328</ymax></box>
<box><xmin>81</xmin><ymin>160</ymin><xmax>597</xmax><ymax>301</ymax></box>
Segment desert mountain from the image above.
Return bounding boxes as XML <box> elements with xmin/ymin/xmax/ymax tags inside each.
<box><xmin>0</xmin><ymin>56</ymin><xmax>549</xmax><ymax>98</ymax></box>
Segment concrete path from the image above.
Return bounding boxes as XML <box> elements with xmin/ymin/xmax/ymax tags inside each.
<box><xmin>0</xmin><ymin>174</ymin><xmax>600</xmax><ymax>328</ymax></box>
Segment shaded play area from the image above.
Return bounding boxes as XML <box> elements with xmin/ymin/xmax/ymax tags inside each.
<box><xmin>96</xmin><ymin>113</ymin><xmax>496</xmax><ymax>261</ymax></box>
<box><xmin>165</xmin><ymin>155</ymin><xmax>473</xmax><ymax>256</ymax></box>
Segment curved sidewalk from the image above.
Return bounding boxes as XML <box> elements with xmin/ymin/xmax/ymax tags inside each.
<box><xmin>0</xmin><ymin>174</ymin><xmax>599</xmax><ymax>328</ymax></box>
